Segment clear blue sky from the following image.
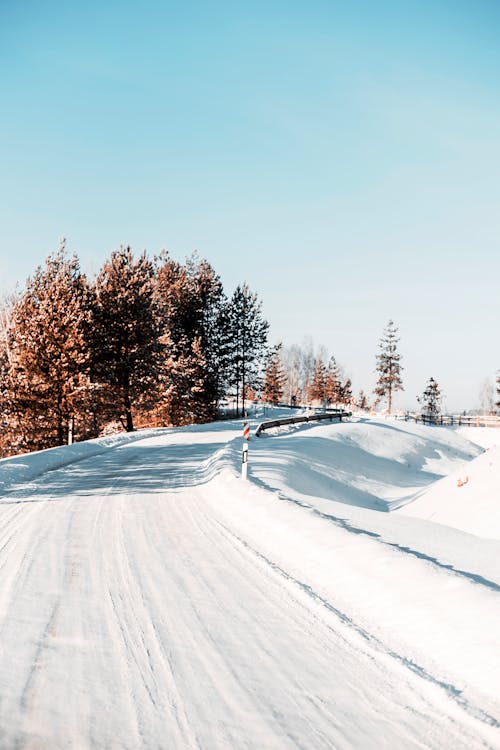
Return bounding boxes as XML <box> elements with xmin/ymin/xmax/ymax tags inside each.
<box><xmin>1</xmin><ymin>0</ymin><xmax>499</xmax><ymax>411</ymax></box>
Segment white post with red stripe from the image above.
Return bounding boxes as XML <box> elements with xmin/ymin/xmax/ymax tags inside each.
<box><xmin>242</xmin><ymin>421</ymin><xmax>250</xmax><ymax>480</ymax></box>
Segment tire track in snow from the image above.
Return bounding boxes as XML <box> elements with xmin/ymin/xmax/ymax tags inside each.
<box><xmin>100</xmin><ymin>495</ymin><xmax>200</xmax><ymax>749</ymax></box>
<box><xmin>1</xmin><ymin>426</ymin><xmax>498</xmax><ymax>749</ymax></box>
<box><xmin>181</xmin><ymin>490</ymin><xmax>500</xmax><ymax>748</ymax></box>
<box><xmin>210</xmin><ymin>513</ymin><xmax>500</xmax><ymax>735</ymax></box>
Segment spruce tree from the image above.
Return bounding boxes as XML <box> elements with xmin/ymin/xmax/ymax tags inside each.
<box><xmin>262</xmin><ymin>345</ymin><xmax>286</xmax><ymax>405</ymax></box>
<box><xmin>418</xmin><ymin>377</ymin><xmax>442</xmax><ymax>418</ymax></box>
<box><xmin>325</xmin><ymin>356</ymin><xmax>342</xmax><ymax>406</ymax></box>
<box><xmin>185</xmin><ymin>255</ymin><xmax>230</xmax><ymax>419</ymax></box>
<box><xmin>308</xmin><ymin>358</ymin><xmax>327</xmax><ymax>405</ymax></box>
<box><xmin>226</xmin><ymin>284</ymin><xmax>269</xmax><ymax>417</ymax></box>
<box><xmin>374</xmin><ymin>319</ymin><xmax>403</xmax><ymax>414</ymax></box>
<box><xmin>154</xmin><ymin>254</ymin><xmax>203</xmax><ymax>425</ymax></box>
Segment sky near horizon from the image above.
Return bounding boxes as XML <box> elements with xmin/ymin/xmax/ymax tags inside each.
<box><xmin>1</xmin><ymin>0</ymin><xmax>499</xmax><ymax>411</ymax></box>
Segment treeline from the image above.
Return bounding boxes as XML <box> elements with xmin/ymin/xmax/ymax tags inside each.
<box><xmin>262</xmin><ymin>340</ymin><xmax>360</xmax><ymax>410</ymax></box>
<box><xmin>0</xmin><ymin>244</ymin><xmax>268</xmax><ymax>456</ymax></box>
<box><xmin>1</xmin><ymin>249</ymin><xmax>453</xmax><ymax>459</ymax></box>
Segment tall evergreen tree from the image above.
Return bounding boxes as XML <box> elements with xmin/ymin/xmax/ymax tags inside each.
<box><xmin>340</xmin><ymin>377</ymin><xmax>353</xmax><ymax>406</ymax></box>
<box><xmin>325</xmin><ymin>356</ymin><xmax>342</xmax><ymax>406</ymax></box>
<box><xmin>374</xmin><ymin>319</ymin><xmax>403</xmax><ymax>414</ymax></box>
<box><xmin>226</xmin><ymin>283</ymin><xmax>269</xmax><ymax>417</ymax></box>
<box><xmin>154</xmin><ymin>254</ymin><xmax>204</xmax><ymax>425</ymax></box>
<box><xmin>262</xmin><ymin>345</ymin><xmax>286</xmax><ymax>405</ymax></box>
<box><xmin>154</xmin><ymin>253</ymin><xmax>228</xmax><ymax>424</ymax></box>
<box><xmin>418</xmin><ymin>377</ymin><xmax>442</xmax><ymax>417</ymax></box>
<box><xmin>91</xmin><ymin>247</ymin><xmax>161</xmax><ymax>432</ymax></box>
<box><xmin>308</xmin><ymin>358</ymin><xmax>327</xmax><ymax>404</ymax></box>
<box><xmin>358</xmin><ymin>390</ymin><xmax>370</xmax><ymax>410</ymax></box>
<box><xmin>185</xmin><ymin>255</ymin><xmax>230</xmax><ymax>418</ymax></box>
<box><xmin>6</xmin><ymin>245</ymin><xmax>92</xmax><ymax>451</ymax></box>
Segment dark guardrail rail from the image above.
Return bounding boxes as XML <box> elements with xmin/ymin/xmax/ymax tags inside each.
<box><xmin>255</xmin><ymin>409</ymin><xmax>351</xmax><ymax>437</ymax></box>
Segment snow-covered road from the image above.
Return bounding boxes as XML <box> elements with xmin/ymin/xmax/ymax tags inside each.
<box><xmin>0</xmin><ymin>424</ymin><xmax>499</xmax><ymax>749</ymax></box>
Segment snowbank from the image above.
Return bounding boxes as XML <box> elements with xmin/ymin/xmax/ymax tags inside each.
<box><xmin>204</xmin><ymin>469</ymin><xmax>500</xmax><ymax>728</ymax></box>
<box><xmin>399</xmin><ymin>444</ymin><xmax>500</xmax><ymax>539</ymax></box>
<box><xmin>249</xmin><ymin>417</ymin><xmax>481</xmax><ymax>512</ymax></box>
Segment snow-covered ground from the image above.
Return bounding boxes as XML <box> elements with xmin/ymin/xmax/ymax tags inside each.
<box><xmin>0</xmin><ymin>413</ymin><xmax>499</xmax><ymax>748</ymax></box>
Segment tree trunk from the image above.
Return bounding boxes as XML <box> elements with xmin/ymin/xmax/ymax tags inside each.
<box><xmin>57</xmin><ymin>393</ymin><xmax>65</xmax><ymax>445</ymax></box>
<box><xmin>123</xmin><ymin>381</ymin><xmax>134</xmax><ymax>432</ymax></box>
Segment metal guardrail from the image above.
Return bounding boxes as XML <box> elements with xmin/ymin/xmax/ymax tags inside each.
<box><xmin>255</xmin><ymin>410</ymin><xmax>351</xmax><ymax>437</ymax></box>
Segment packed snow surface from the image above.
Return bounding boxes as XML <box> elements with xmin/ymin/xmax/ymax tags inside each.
<box><xmin>0</xmin><ymin>413</ymin><xmax>499</xmax><ymax>748</ymax></box>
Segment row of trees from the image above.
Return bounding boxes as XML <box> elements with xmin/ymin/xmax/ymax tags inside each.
<box><xmin>0</xmin><ymin>244</ymin><xmax>269</xmax><ymax>456</ymax></box>
<box><xmin>261</xmin><ymin>321</ymin><xmax>403</xmax><ymax>413</ymax></box>
<box><xmin>262</xmin><ymin>319</ymin><xmax>443</xmax><ymax>417</ymax></box>
<box><xmin>260</xmin><ymin>340</ymin><xmax>357</xmax><ymax>410</ymax></box>
<box><xmin>0</xmin><ymin>245</ymin><xmax>459</xmax><ymax>459</ymax></box>
<box><xmin>374</xmin><ymin>319</ymin><xmax>445</xmax><ymax>416</ymax></box>
<box><xmin>373</xmin><ymin>319</ymin><xmax>500</xmax><ymax>416</ymax></box>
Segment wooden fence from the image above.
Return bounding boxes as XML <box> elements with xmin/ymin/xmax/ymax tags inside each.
<box><xmin>402</xmin><ymin>413</ymin><xmax>500</xmax><ymax>428</ymax></box>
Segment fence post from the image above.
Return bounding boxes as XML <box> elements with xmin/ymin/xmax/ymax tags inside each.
<box><xmin>241</xmin><ymin>422</ymin><xmax>250</xmax><ymax>480</ymax></box>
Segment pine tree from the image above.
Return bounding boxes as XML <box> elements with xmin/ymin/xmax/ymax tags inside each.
<box><xmin>308</xmin><ymin>358</ymin><xmax>327</xmax><ymax>405</ymax></box>
<box><xmin>262</xmin><ymin>345</ymin><xmax>285</xmax><ymax>405</ymax></box>
<box><xmin>6</xmin><ymin>244</ymin><xmax>92</xmax><ymax>451</ymax></box>
<box><xmin>325</xmin><ymin>356</ymin><xmax>342</xmax><ymax>406</ymax></box>
<box><xmin>340</xmin><ymin>377</ymin><xmax>353</xmax><ymax>406</ymax></box>
<box><xmin>186</xmin><ymin>255</ymin><xmax>230</xmax><ymax>419</ymax></box>
<box><xmin>374</xmin><ymin>319</ymin><xmax>403</xmax><ymax>414</ymax></box>
<box><xmin>358</xmin><ymin>390</ymin><xmax>369</xmax><ymax>410</ymax></box>
<box><xmin>154</xmin><ymin>253</ymin><xmax>228</xmax><ymax>424</ymax></box>
<box><xmin>154</xmin><ymin>254</ymin><xmax>204</xmax><ymax>425</ymax></box>
<box><xmin>418</xmin><ymin>377</ymin><xmax>442</xmax><ymax>418</ymax></box>
<box><xmin>90</xmin><ymin>247</ymin><xmax>161</xmax><ymax>432</ymax></box>
<box><xmin>226</xmin><ymin>283</ymin><xmax>269</xmax><ymax>417</ymax></box>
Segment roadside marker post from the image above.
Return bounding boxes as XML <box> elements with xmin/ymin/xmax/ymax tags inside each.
<box><xmin>242</xmin><ymin>422</ymin><xmax>250</xmax><ymax>480</ymax></box>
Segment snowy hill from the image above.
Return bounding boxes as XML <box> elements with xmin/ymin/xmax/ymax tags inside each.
<box><xmin>249</xmin><ymin>416</ymin><xmax>483</xmax><ymax>511</ymax></box>
<box><xmin>0</xmin><ymin>414</ymin><xmax>499</xmax><ymax>748</ymax></box>
<box><xmin>399</xmin><ymin>429</ymin><xmax>500</xmax><ymax>539</ymax></box>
